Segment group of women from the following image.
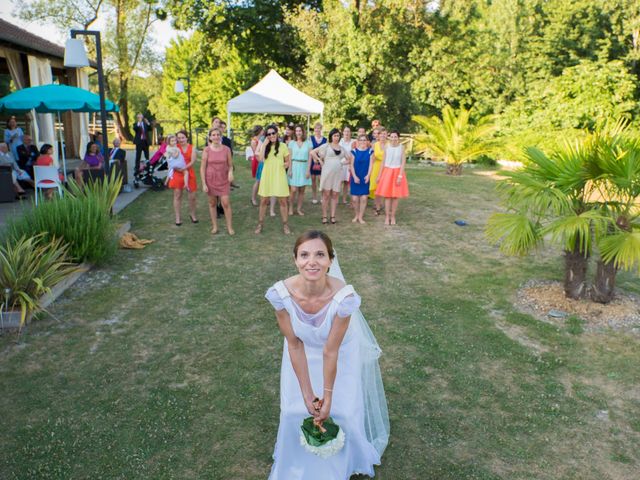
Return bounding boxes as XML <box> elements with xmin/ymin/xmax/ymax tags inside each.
<box><xmin>163</xmin><ymin>121</ymin><xmax>409</xmax><ymax>235</ymax></box>
<box><xmin>247</xmin><ymin>122</ymin><xmax>410</xmax><ymax>234</ymax></box>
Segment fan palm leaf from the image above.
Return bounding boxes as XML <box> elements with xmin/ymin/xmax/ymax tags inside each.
<box><xmin>413</xmin><ymin>105</ymin><xmax>498</xmax><ymax>167</ymax></box>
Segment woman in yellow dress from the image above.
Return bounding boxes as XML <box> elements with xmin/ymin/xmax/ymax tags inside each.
<box><xmin>256</xmin><ymin>125</ymin><xmax>292</xmax><ymax>234</ymax></box>
<box><xmin>369</xmin><ymin>127</ymin><xmax>387</xmax><ymax>215</ymax></box>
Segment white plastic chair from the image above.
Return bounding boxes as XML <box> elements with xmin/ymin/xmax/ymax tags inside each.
<box><xmin>33</xmin><ymin>166</ymin><xmax>63</xmax><ymax>206</ymax></box>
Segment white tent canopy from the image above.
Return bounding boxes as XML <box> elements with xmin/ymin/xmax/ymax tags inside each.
<box><xmin>226</xmin><ymin>69</ymin><xmax>324</xmax><ymax>138</ymax></box>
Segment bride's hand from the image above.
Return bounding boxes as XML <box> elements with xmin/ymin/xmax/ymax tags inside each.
<box><xmin>317</xmin><ymin>398</ymin><xmax>331</xmax><ymax>423</ymax></box>
<box><xmin>304</xmin><ymin>395</ymin><xmax>320</xmax><ymax>417</ymax></box>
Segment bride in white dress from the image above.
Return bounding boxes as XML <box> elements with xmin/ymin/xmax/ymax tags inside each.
<box><xmin>265</xmin><ymin>230</ymin><xmax>390</xmax><ymax>479</ymax></box>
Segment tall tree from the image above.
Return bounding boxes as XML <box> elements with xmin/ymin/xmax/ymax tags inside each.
<box><xmin>169</xmin><ymin>0</ymin><xmax>323</xmax><ymax>78</ymax></box>
<box><xmin>19</xmin><ymin>0</ymin><xmax>167</xmax><ymax>140</ymax></box>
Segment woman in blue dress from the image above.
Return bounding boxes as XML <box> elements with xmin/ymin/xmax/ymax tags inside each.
<box><xmin>309</xmin><ymin>122</ymin><xmax>327</xmax><ymax>205</ymax></box>
<box><xmin>287</xmin><ymin>125</ymin><xmax>312</xmax><ymax>216</ymax></box>
<box><xmin>349</xmin><ymin>134</ymin><xmax>374</xmax><ymax>224</ymax></box>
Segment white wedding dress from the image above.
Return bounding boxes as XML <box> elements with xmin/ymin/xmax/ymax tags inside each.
<box><xmin>265</xmin><ymin>256</ymin><xmax>390</xmax><ymax>479</ymax></box>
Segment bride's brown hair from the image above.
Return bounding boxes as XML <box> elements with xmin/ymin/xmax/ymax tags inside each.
<box><xmin>293</xmin><ymin>230</ymin><xmax>335</xmax><ymax>260</ymax></box>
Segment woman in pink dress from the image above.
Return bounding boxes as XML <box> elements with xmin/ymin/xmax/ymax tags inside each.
<box><xmin>201</xmin><ymin>128</ymin><xmax>234</xmax><ymax>235</ymax></box>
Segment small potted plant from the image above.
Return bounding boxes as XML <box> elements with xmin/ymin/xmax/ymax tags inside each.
<box><xmin>0</xmin><ymin>234</ymin><xmax>78</xmax><ymax>331</ymax></box>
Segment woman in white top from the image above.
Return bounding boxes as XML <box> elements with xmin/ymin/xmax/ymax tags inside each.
<box><xmin>265</xmin><ymin>230</ymin><xmax>389</xmax><ymax>479</ymax></box>
<box><xmin>375</xmin><ymin>130</ymin><xmax>409</xmax><ymax>225</ymax></box>
<box><xmin>311</xmin><ymin>129</ymin><xmax>352</xmax><ymax>225</ymax></box>
<box><xmin>4</xmin><ymin>117</ymin><xmax>24</xmax><ymax>162</ymax></box>
<box><xmin>338</xmin><ymin>127</ymin><xmax>355</xmax><ymax>205</ymax></box>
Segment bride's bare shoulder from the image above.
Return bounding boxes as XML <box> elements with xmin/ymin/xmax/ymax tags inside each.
<box><xmin>283</xmin><ymin>275</ymin><xmax>300</xmax><ymax>289</ymax></box>
<box><xmin>328</xmin><ymin>275</ymin><xmax>346</xmax><ymax>292</ymax></box>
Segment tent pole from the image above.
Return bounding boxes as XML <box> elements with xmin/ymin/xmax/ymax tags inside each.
<box><xmin>320</xmin><ymin>113</ymin><xmax>324</xmax><ymax>133</ymax></box>
<box><xmin>307</xmin><ymin>115</ymin><xmax>310</xmax><ymax>134</ymax></box>
<box><xmin>57</xmin><ymin>111</ymin><xmax>67</xmax><ymax>182</ymax></box>
<box><xmin>227</xmin><ymin>111</ymin><xmax>231</xmax><ymax>142</ymax></box>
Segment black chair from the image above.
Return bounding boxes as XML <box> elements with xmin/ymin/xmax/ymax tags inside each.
<box><xmin>0</xmin><ymin>165</ymin><xmax>15</xmax><ymax>203</ymax></box>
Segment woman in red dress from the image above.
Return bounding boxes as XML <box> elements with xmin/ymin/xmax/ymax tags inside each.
<box><xmin>201</xmin><ymin>128</ymin><xmax>234</xmax><ymax>235</ymax></box>
<box><xmin>168</xmin><ymin>130</ymin><xmax>198</xmax><ymax>226</ymax></box>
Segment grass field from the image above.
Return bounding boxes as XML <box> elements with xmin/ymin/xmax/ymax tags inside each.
<box><xmin>1</xmin><ymin>161</ymin><xmax>639</xmax><ymax>479</ymax></box>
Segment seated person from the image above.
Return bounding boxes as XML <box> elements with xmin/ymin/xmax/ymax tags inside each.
<box><xmin>108</xmin><ymin>137</ymin><xmax>128</xmax><ymax>185</ymax></box>
<box><xmin>16</xmin><ymin>134</ymin><xmax>39</xmax><ymax>176</ymax></box>
<box><xmin>35</xmin><ymin>144</ymin><xmax>64</xmax><ymax>199</ymax></box>
<box><xmin>75</xmin><ymin>141</ymin><xmax>104</xmax><ymax>184</ymax></box>
<box><xmin>0</xmin><ymin>142</ymin><xmax>33</xmax><ymax>198</ymax></box>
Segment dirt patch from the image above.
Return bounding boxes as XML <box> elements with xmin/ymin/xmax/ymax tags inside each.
<box><xmin>494</xmin><ymin>321</ymin><xmax>549</xmax><ymax>355</ymax></box>
<box><xmin>515</xmin><ymin>281</ymin><xmax>640</xmax><ymax>334</ymax></box>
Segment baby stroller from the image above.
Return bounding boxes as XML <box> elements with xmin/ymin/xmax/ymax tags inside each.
<box><xmin>133</xmin><ymin>143</ymin><xmax>167</xmax><ymax>190</ymax></box>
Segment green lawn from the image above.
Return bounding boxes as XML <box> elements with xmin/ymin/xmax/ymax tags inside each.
<box><xmin>1</xmin><ymin>162</ymin><xmax>639</xmax><ymax>479</ymax></box>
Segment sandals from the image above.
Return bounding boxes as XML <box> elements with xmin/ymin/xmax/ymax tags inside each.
<box><xmin>374</xmin><ymin>208</ymin><xmax>382</xmax><ymax>216</ymax></box>
<box><xmin>322</xmin><ymin>217</ymin><xmax>328</xmax><ymax>225</ymax></box>
<box><xmin>190</xmin><ymin>215</ymin><xmax>199</xmax><ymax>224</ymax></box>
<box><xmin>254</xmin><ymin>222</ymin><xmax>263</xmax><ymax>234</ymax></box>
<box><xmin>330</xmin><ymin>217</ymin><xmax>337</xmax><ymax>224</ymax></box>
<box><xmin>283</xmin><ymin>223</ymin><xmax>291</xmax><ymax>235</ymax></box>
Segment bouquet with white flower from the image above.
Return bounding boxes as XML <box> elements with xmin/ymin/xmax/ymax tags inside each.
<box><xmin>299</xmin><ymin>398</ymin><xmax>345</xmax><ymax>458</ymax></box>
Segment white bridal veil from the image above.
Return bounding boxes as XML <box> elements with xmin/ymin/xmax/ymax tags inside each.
<box><xmin>329</xmin><ymin>253</ymin><xmax>390</xmax><ymax>457</ymax></box>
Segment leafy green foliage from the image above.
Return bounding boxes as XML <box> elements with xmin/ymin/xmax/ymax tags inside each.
<box><xmin>413</xmin><ymin>106</ymin><xmax>498</xmax><ymax>173</ymax></box>
<box><xmin>4</xmin><ymin>173</ymin><xmax>122</xmax><ymax>265</ymax></box>
<box><xmin>0</xmin><ymin>234</ymin><xmax>78</xmax><ymax>328</ymax></box>
<box><xmin>487</xmin><ymin>121</ymin><xmax>640</xmax><ymax>301</ymax></box>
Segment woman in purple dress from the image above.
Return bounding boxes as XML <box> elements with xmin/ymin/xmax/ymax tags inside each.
<box><xmin>75</xmin><ymin>141</ymin><xmax>104</xmax><ymax>184</ymax></box>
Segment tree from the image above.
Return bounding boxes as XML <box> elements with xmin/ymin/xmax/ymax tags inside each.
<box><xmin>586</xmin><ymin>123</ymin><xmax>640</xmax><ymax>302</ymax></box>
<box><xmin>149</xmin><ymin>32</ymin><xmax>253</xmax><ymax>136</ymax></box>
<box><xmin>413</xmin><ymin>105</ymin><xmax>498</xmax><ymax>175</ymax></box>
<box><xmin>19</xmin><ymin>0</ymin><xmax>167</xmax><ymax>141</ymax></box>
<box><xmin>487</xmin><ymin>122</ymin><xmax>640</xmax><ymax>303</ymax></box>
<box><xmin>287</xmin><ymin>0</ymin><xmax>429</xmax><ymax>129</ymax></box>
<box><xmin>169</xmin><ymin>0</ymin><xmax>322</xmax><ymax>78</ymax></box>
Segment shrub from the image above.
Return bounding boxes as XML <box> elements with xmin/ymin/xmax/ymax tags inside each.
<box><xmin>0</xmin><ymin>234</ymin><xmax>79</xmax><ymax>328</ymax></box>
<box><xmin>5</xmin><ymin>172</ymin><xmax>122</xmax><ymax>264</ymax></box>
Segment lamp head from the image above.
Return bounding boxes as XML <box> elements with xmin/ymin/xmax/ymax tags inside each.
<box><xmin>64</xmin><ymin>38</ymin><xmax>90</xmax><ymax>68</ymax></box>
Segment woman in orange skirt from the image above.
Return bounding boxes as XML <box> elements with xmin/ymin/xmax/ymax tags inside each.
<box><xmin>375</xmin><ymin>130</ymin><xmax>409</xmax><ymax>225</ymax></box>
<box><xmin>168</xmin><ymin>130</ymin><xmax>198</xmax><ymax>226</ymax></box>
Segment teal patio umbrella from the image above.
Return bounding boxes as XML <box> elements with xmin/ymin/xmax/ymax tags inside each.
<box><xmin>0</xmin><ymin>84</ymin><xmax>119</xmax><ymax>180</ymax></box>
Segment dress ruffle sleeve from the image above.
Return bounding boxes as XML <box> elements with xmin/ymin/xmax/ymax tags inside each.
<box><xmin>336</xmin><ymin>293</ymin><xmax>361</xmax><ymax>318</ymax></box>
<box><xmin>265</xmin><ymin>285</ymin><xmax>286</xmax><ymax>311</ymax></box>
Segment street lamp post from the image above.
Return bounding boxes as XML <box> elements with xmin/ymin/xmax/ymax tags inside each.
<box><xmin>174</xmin><ymin>77</ymin><xmax>192</xmax><ymax>143</ymax></box>
<box><xmin>64</xmin><ymin>30</ymin><xmax>109</xmax><ymax>172</ymax></box>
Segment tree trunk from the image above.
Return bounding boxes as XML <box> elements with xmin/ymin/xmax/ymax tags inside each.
<box><xmin>117</xmin><ymin>74</ymin><xmax>132</xmax><ymax>142</ymax></box>
<box><xmin>563</xmin><ymin>248</ymin><xmax>588</xmax><ymax>299</ymax></box>
<box><xmin>446</xmin><ymin>163</ymin><xmax>463</xmax><ymax>175</ymax></box>
<box><xmin>590</xmin><ymin>260</ymin><xmax>617</xmax><ymax>304</ymax></box>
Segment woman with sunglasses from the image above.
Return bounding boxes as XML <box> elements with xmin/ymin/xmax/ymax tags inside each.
<box><xmin>256</xmin><ymin>126</ymin><xmax>292</xmax><ymax>234</ymax></box>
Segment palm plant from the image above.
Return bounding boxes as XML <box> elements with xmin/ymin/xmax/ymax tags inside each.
<box><xmin>486</xmin><ymin>140</ymin><xmax>602</xmax><ymax>299</ymax></box>
<box><xmin>0</xmin><ymin>234</ymin><xmax>79</xmax><ymax>329</ymax></box>
<box><xmin>413</xmin><ymin>105</ymin><xmax>498</xmax><ymax>175</ymax></box>
<box><xmin>487</xmin><ymin>120</ymin><xmax>640</xmax><ymax>303</ymax></box>
<box><xmin>586</xmin><ymin>125</ymin><xmax>640</xmax><ymax>302</ymax></box>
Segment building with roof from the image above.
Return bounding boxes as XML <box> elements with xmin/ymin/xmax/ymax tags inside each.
<box><xmin>0</xmin><ymin>18</ymin><xmax>93</xmax><ymax>159</ymax></box>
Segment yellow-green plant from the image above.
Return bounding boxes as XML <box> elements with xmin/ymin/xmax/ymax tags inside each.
<box><xmin>413</xmin><ymin>106</ymin><xmax>498</xmax><ymax>175</ymax></box>
<box><xmin>5</xmin><ymin>171</ymin><xmax>122</xmax><ymax>264</ymax></box>
<box><xmin>0</xmin><ymin>234</ymin><xmax>79</xmax><ymax>328</ymax></box>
